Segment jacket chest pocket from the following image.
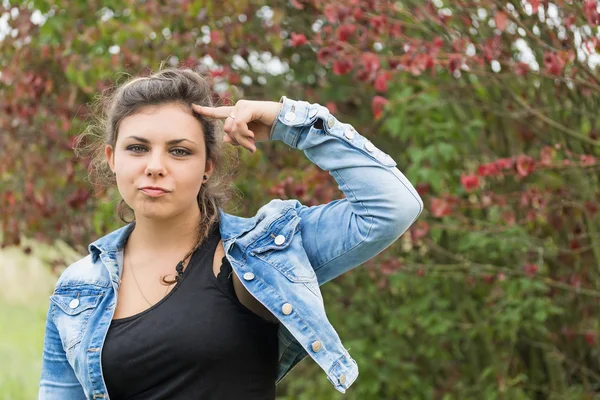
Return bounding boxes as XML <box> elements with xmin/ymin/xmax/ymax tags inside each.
<box><xmin>50</xmin><ymin>288</ymin><xmax>103</xmax><ymax>356</ymax></box>
<box><xmin>250</xmin><ymin>214</ymin><xmax>317</xmax><ymax>283</ymax></box>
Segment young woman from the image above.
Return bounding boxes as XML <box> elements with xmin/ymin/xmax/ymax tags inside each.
<box><xmin>38</xmin><ymin>68</ymin><xmax>423</xmax><ymax>399</ymax></box>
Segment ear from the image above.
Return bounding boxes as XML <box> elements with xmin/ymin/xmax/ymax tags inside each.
<box><xmin>105</xmin><ymin>145</ymin><xmax>115</xmax><ymax>172</ymax></box>
<box><xmin>204</xmin><ymin>158</ymin><xmax>215</xmax><ymax>180</ymax></box>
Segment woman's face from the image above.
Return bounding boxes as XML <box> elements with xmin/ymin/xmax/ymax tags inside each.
<box><xmin>105</xmin><ymin>103</ymin><xmax>214</xmax><ymax>221</ymax></box>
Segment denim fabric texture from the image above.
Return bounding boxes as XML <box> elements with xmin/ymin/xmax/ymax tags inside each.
<box><xmin>39</xmin><ymin>97</ymin><xmax>423</xmax><ymax>399</ymax></box>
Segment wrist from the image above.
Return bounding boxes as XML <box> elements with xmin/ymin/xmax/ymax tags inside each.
<box><xmin>268</xmin><ymin>97</ymin><xmax>287</xmax><ymax>140</ymax></box>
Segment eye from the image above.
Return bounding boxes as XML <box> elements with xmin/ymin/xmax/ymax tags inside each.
<box><xmin>126</xmin><ymin>145</ymin><xmax>147</xmax><ymax>153</ymax></box>
<box><xmin>171</xmin><ymin>148</ymin><xmax>191</xmax><ymax>156</ymax></box>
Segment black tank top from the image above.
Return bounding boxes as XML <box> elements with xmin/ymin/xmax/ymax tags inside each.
<box><xmin>101</xmin><ymin>225</ymin><xmax>279</xmax><ymax>399</ymax></box>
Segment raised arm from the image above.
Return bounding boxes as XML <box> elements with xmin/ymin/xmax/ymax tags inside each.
<box><xmin>192</xmin><ymin>97</ymin><xmax>423</xmax><ymax>285</ymax></box>
<box><xmin>269</xmin><ymin>97</ymin><xmax>422</xmax><ymax>284</ymax></box>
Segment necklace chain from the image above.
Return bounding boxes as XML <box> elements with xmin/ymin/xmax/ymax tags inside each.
<box><xmin>127</xmin><ymin>251</ymin><xmax>172</xmax><ymax>307</ymax></box>
<box><xmin>124</xmin><ymin>238</ymin><xmax>201</xmax><ymax>307</ymax></box>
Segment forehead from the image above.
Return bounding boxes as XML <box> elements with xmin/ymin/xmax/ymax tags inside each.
<box><xmin>118</xmin><ymin>103</ymin><xmax>205</xmax><ymax>142</ymax></box>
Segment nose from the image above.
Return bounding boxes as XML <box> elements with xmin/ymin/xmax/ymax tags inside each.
<box><xmin>145</xmin><ymin>151</ymin><xmax>167</xmax><ymax>177</ymax></box>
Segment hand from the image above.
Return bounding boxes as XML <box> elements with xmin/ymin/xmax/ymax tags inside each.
<box><xmin>191</xmin><ymin>99</ymin><xmax>283</xmax><ymax>153</ymax></box>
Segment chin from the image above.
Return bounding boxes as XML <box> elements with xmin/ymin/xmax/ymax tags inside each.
<box><xmin>132</xmin><ymin>204</ymin><xmax>175</xmax><ymax>221</ymax></box>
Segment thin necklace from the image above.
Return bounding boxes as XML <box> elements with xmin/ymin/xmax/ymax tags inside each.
<box><xmin>127</xmin><ymin>250</ymin><xmax>172</xmax><ymax>307</ymax></box>
<box><xmin>125</xmin><ymin>243</ymin><xmax>199</xmax><ymax>307</ymax></box>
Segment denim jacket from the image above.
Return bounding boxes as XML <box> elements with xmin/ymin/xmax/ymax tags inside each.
<box><xmin>39</xmin><ymin>97</ymin><xmax>423</xmax><ymax>399</ymax></box>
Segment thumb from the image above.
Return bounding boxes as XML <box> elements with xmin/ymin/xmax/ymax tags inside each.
<box><xmin>223</xmin><ymin>134</ymin><xmax>237</xmax><ymax>145</ymax></box>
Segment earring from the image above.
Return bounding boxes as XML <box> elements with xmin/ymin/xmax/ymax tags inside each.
<box><xmin>113</xmin><ymin>172</ymin><xmax>116</xmax><ymax>176</ymax></box>
<box><xmin>203</xmin><ymin>175</ymin><xmax>207</xmax><ymax>180</ymax></box>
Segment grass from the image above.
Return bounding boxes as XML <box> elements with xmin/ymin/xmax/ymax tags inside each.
<box><xmin>0</xmin><ymin>237</ymin><xmax>80</xmax><ymax>400</ymax></box>
<box><xmin>0</xmin><ymin>297</ymin><xmax>47</xmax><ymax>399</ymax></box>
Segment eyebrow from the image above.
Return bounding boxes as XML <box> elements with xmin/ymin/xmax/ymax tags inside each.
<box><xmin>125</xmin><ymin>136</ymin><xmax>197</xmax><ymax>145</ymax></box>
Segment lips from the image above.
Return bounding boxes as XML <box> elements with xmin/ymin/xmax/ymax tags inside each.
<box><xmin>140</xmin><ymin>187</ymin><xmax>170</xmax><ymax>197</ymax></box>
<box><xmin>140</xmin><ymin>186</ymin><xmax>169</xmax><ymax>192</ymax></box>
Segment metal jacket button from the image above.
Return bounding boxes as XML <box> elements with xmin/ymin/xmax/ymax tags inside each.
<box><xmin>327</xmin><ymin>116</ymin><xmax>335</xmax><ymax>129</ymax></box>
<box><xmin>282</xmin><ymin>303</ymin><xmax>293</xmax><ymax>315</ymax></box>
<box><xmin>311</xmin><ymin>340</ymin><xmax>322</xmax><ymax>352</ymax></box>
<box><xmin>243</xmin><ymin>272</ymin><xmax>255</xmax><ymax>281</ymax></box>
<box><xmin>344</xmin><ymin>129</ymin><xmax>355</xmax><ymax>140</ymax></box>
<box><xmin>274</xmin><ymin>235</ymin><xmax>286</xmax><ymax>245</ymax></box>
<box><xmin>338</xmin><ymin>374</ymin><xmax>347</xmax><ymax>385</ymax></box>
<box><xmin>285</xmin><ymin>111</ymin><xmax>296</xmax><ymax>122</ymax></box>
<box><xmin>69</xmin><ymin>299</ymin><xmax>80</xmax><ymax>309</ymax></box>
<box><xmin>365</xmin><ymin>141</ymin><xmax>376</xmax><ymax>152</ymax></box>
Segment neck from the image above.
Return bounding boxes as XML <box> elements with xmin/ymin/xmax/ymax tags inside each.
<box><xmin>126</xmin><ymin>206</ymin><xmax>201</xmax><ymax>258</ymax></box>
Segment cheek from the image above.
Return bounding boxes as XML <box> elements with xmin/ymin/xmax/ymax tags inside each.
<box><xmin>183</xmin><ymin>174</ymin><xmax>204</xmax><ymax>196</ymax></box>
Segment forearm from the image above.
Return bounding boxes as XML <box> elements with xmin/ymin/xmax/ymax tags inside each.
<box><xmin>269</xmin><ymin>96</ymin><xmax>422</xmax><ymax>226</ymax></box>
<box><xmin>269</xmin><ymin>97</ymin><xmax>422</xmax><ymax>283</ymax></box>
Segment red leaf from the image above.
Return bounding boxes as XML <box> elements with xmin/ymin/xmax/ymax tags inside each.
<box><xmin>523</xmin><ymin>263</ymin><xmax>538</xmax><ymax>277</ymax></box>
<box><xmin>563</xmin><ymin>14</ymin><xmax>576</xmax><ymax>29</ymax></box>
<box><xmin>430</xmin><ymin>197</ymin><xmax>453</xmax><ymax>218</ymax></box>
<box><xmin>369</xmin><ymin>15</ymin><xmax>386</xmax><ymax>35</ymax></box>
<box><xmin>495</xmin><ymin>158</ymin><xmax>514</xmax><ymax>170</ymax></box>
<box><xmin>540</xmin><ymin>146</ymin><xmax>554</xmax><ymax>165</ymax></box>
<box><xmin>353</xmin><ymin>8</ymin><xmax>363</xmax><ymax>20</ymax></box>
<box><xmin>584</xmin><ymin>0</ymin><xmax>600</xmax><ymax>26</ymax></box>
<box><xmin>336</xmin><ymin>24</ymin><xmax>356</xmax><ymax>42</ymax></box>
<box><xmin>543</xmin><ymin>51</ymin><xmax>565</xmax><ymax>76</ymax></box>
<box><xmin>482</xmin><ymin>36</ymin><xmax>503</xmax><ymax>62</ymax></box>
<box><xmin>515</xmin><ymin>155</ymin><xmax>535</xmax><ymax>177</ymax></box>
<box><xmin>477</xmin><ymin>163</ymin><xmax>500</xmax><ymax>177</ymax></box>
<box><xmin>514</xmin><ymin>62</ymin><xmax>530</xmax><ymax>76</ymax></box>
<box><xmin>415</xmin><ymin>182</ymin><xmax>430</xmax><ymax>196</ymax></box>
<box><xmin>461</xmin><ymin>174</ymin><xmax>480</xmax><ymax>192</ymax></box>
<box><xmin>210</xmin><ymin>30</ymin><xmax>225</xmax><ymax>47</ymax></box>
<box><xmin>290</xmin><ymin>33</ymin><xmax>307</xmax><ymax>47</ymax></box>
<box><xmin>580</xmin><ymin>154</ymin><xmax>596</xmax><ymax>166</ymax></box>
<box><xmin>5</xmin><ymin>191</ymin><xmax>15</xmax><ymax>207</ymax></box>
<box><xmin>333</xmin><ymin>59</ymin><xmax>353</xmax><ymax>75</ymax></box>
<box><xmin>448</xmin><ymin>54</ymin><xmax>462</xmax><ymax>74</ymax></box>
<box><xmin>317</xmin><ymin>47</ymin><xmax>335</xmax><ymax>65</ymax></box>
<box><xmin>495</xmin><ymin>11</ymin><xmax>508</xmax><ymax>32</ymax></box>
<box><xmin>360</xmin><ymin>52</ymin><xmax>380</xmax><ymax>78</ymax></box>
<box><xmin>324</xmin><ymin>4</ymin><xmax>338</xmax><ymax>23</ymax></box>
<box><xmin>528</xmin><ymin>0</ymin><xmax>540</xmax><ymax>13</ymax></box>
<box><xmin>371</xmin><ymin>96</ymin><xmax>388</xmax><ymax>119</ymax></box>
<box><xmin>502</xmin><ymin>211</ymin><xmax>515</xmax><ymax>225</ymax></box>
<box><xmin>374</xmin><ymin>72</ymin><xmax>391</xmax><ymax>92</ymax></box>
<box><xmin>389</xmin><ymin>22</ymin><xmax>403</xmax><ymax>38</ymax></box>
<box><xmin>585</xmin><ymin>201</ymin><xmax>598</xmax><ymax>216</ymax></box>
<box><xmin>325</xmin><ymin>102</ymin><xmax>337</xmax><ymax>114</ymax></box>
<box><xmin>585</xmin><ymin>332</ymin><xmax>596</xmax><ymax>346</ymax></box>
<box><xmin>410</xmin><ymin>221</ymin><xmax>429</xmax><ymax>241</ymax></box>
<box><xmin>432</xmin><ymin>36</ymin><xmax>444</xmax><ymax>49</ymax></box>
<box><xmin>569</xmin><ymin>239</ymin><xmax>581</xmax><ymax>250</ymax></box>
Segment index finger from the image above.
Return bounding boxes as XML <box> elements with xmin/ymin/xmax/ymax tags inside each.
<box><xmin>191</xmin><ymin>104</ymin><xmax>234</xmax><ymax>120</ymax></box>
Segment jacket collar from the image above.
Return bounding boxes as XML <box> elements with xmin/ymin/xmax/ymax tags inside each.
<box><xmin>88</xmin><ymin>209</ymin><xmax>258</xmax><ymax>263</ymax></box>
<box><xmin>88</xmin><ymin>222</ymin><xmax>135</xmax><ymax>263</ymax></box>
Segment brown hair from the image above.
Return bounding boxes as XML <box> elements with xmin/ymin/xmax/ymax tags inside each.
<box><xmin>75</xmin><ymin>66</ymin><xmax>237</xmax><ymax>284</ymax></box>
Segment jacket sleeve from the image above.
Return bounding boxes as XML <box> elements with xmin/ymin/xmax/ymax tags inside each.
<box><xmin>269</xmin><ymin>96</ymin><xmax>423</xmax><ymax>286</ymax></box>
<box><xmin>39</xmin><ymin>302</ymin><xmax>86</xmax><ymax>399</ymax></box>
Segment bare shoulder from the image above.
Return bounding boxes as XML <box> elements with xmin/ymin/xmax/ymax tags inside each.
<box><xmin>212</xmin><ymin>241</ymin><xmax>278</xmax><ymax>324</ymax></box>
